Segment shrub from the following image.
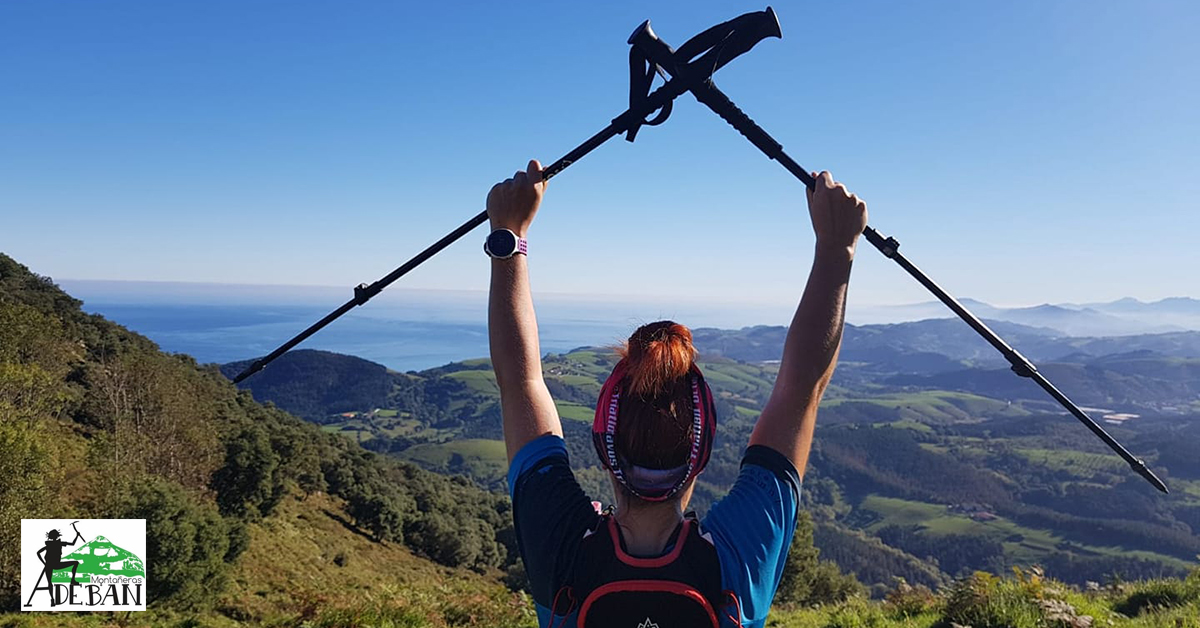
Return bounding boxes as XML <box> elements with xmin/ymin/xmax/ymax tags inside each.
<box><xmin>312</xmin><ymin>604</ymin><xmax>427</xmax><ymax>628</ymax></box>
<box><xmin>883</xmin><ymin>579</ymin><xmax>938</xmax><ymax>618</ymax></box>
<box><xmin>825</xmin><ymin>597</ymin><xmax>889</xmax><ymax>628</ymax></box>
<box><xmin>122</xmin><ymin>478</ymin><xmax>235</xmax><ymax>609</ymax></box>
<box><xmin>1113</xmin><ymin>577</ymin><xmax>1200</xmax><ymax>616</ymax></box>
<box><xmin>942</xmin><ymin>567</ymin><xmax>1093</xmax><ymax>628</ymax></box>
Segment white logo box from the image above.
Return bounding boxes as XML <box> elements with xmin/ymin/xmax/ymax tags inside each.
<box><xmin>21</xmin><ymin>519</ymin><xmax>147</xmax><ymax>612</ymax></box>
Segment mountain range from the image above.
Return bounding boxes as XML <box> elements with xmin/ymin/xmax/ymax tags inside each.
<box><xmin>849</xmin><ymin>296</ymin><xmax>1200</xmax><ymax>336</ymax></box>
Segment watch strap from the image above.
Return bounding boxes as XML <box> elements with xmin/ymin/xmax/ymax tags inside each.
<box><xmin>485</xmin><ymin>229</ymin><xmax>528</xmax><ymax>259</ymax></box>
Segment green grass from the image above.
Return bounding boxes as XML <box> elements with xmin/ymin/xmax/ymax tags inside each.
<box><xmin>446</xmin><ymin>369</ymin><xmax>500</xmax><ymax>394</ymax></box>
<box><xmin>401</xmin><ymin>439</ymin><xmax>507</xmax><ymax>466</ymax></box>
<box><xmin>859</xmin><ymin>495</ymin><xmax>1071</xmax><ymax>564</ymax></box>
<box><xmin>554</xmin><ymin>400</ymin><xmax>594</xmax><ymax>422</ymax></box>
<box><xmin>7</xmin><ymin>496</ymin><xmax>1200</xmax><ymax>628</ymax></box>
<box><xmin>857</xmin><ymin>495</ymin><xmax>1193</xmax><ymax>569</ymax></box>
<box><xmin>823</xmin><ymin>390</ymin><xmax>1027</xmax><ymax>423</ymax></box>
<box><xmin>698</xmin><ymin>361</ymin><xmax>776</xmax><ymax>389</ymax></box>
<box><xmin>696</xmin><ymin>367</ymin><xmax>764</xmax><ymax>394</ymax></box>
<box><xmin>1013</xmin><ymin>448</ymin><xmax>1128</xmax><ymax>475</ymax></box>
<box><xmin>860</xmin><ymin>495</ymin><xmax>1072</xmax><ymax>564</ymax></box>
<box><xmin>556</xmin><ymin>374</ymin><xmax>600</xmax><ymax>389</ymax></box>
<box><xmin>734</xmin><ymin>405</ymin><xmax>760</xmax><ymax>419</ymax></box>
<box><xmin>877</xmin><ymin>419</ymin><xmax>935</xmax><ymax>433</ymax></box>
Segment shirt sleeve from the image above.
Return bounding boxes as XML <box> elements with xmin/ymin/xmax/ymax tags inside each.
<box><xmin>508</xmin><ymin>434</ymin><xmax>600</xmax><ymax>611</ymax></box>
<box><xmin>701</xmin><ymin>445</ymin><xmax>802</xmax><ymax>628</ymax></box>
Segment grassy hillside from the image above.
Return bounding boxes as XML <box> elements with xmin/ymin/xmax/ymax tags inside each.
<box><xmin>0</xmin><ymin>491</ymin><xmax>535</xmax><ymax>627</ymax></box>
<box><xmin>0</xmin><ymin>253</ymin><xmax>522</xmax><ymax>622</ymax></box>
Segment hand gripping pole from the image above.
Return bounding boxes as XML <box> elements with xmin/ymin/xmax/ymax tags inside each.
<box><xmin>629</xmin><ymin>8</ymin><xmax>1168</xmax><ymax>493</ymax></box>
<box><xmin>232</xmin><ymin>9</ymin><xmax>780</xmax><ymax>384</ymax></box>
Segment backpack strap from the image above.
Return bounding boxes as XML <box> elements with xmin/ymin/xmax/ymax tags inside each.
<box><xmin>720</xmin><ymin>590</ymin><xmax>745</xmax><ymax>628</ymax></box>
<box><xmin>548</xmin><ymin>585</ymin><xmax>577</xmax><ymax>628</ymax></box>
<box><xmin>606</xmin><ymin>515</ymin><xmax>694</xmax><ymax>568</ymax></box>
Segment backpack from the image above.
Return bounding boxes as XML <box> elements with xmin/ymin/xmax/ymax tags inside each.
<box><xmin>550</xmin><ymin>511</ymin><xmax>743</xmax><ymax>628</ymax></box>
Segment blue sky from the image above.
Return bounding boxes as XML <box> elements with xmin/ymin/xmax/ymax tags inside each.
<box><xmin>3</xmin><ymin>0</ymin><xmax>1197</xmax><ymax>308</ymax></box>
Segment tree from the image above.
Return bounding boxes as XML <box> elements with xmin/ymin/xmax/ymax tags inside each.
<box><xmin>122</xmin><ymin>478</ymin><xmax>235</xmax><ymax>609</ymax></box>
<box><xmin>211</xmin><ymin>426</ymin><xmax>283</xmax><ymax>519</ymax></box>
<box><xmin>774</xmin><ymin>512</ymin><xmax>863</xmax><ymax>607</ymax></box>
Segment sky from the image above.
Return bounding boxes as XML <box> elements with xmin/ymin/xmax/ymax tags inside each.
<box><xmin>3</xmin><ymin>0</ymin><xmax>1198</xmax><ymax>310</ymax></box>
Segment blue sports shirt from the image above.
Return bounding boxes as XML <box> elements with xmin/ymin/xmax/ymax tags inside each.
<box><xmin>508</xmin><ymin>435</ymin><xmax>801</xmax><ymax>628</ymax></box>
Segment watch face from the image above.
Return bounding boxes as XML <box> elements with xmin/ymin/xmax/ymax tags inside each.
<box><xmin>487</xmin><ymin>230</ymin><xmax>518</xmax><ymax>257</ymax></box>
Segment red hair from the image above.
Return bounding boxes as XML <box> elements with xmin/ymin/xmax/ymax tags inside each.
<box><xmin>614</xmin><ymin>321</ymin><xmax>697</xmax><ymax>470</ymax></box>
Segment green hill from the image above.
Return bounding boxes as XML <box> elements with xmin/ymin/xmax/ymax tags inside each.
<box><xmin>0</xmin><ymin>253</ymin><xmax>524</xmax><ymax>623</ymax></box>
<box><xmin>221</xmin><ymin>350</ymin><xmax>396</xmax><ymax>421</ymax></box>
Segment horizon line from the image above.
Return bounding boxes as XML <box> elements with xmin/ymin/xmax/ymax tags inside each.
<box><xmin>57</xmin><ymin>277</ymin><xmax>1198</xmax><ymax>310</ymax></box>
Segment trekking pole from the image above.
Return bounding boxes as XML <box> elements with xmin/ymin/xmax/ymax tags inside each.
<box><xmin>232</xmin><ymin>8</ymin><xmax>782</xmax><ymax>384</ymax></box>
<box><xmin>629</xmin><ymin>9</ymin><xmax>1168</xmax><ymax>494</ymax></box>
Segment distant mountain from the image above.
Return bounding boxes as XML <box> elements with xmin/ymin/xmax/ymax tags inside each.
<box><xmin>840</xmin><ymin>319</ymin><xmax>1059</xmax><ymax>366</ymax></box>
<box><xmin>1004</xmin><ymin>304</ymin><xmax>1183</xmax><ymax>336</ymax></box>
<box><xmin>688</xmin><ymin>321</ymin><xmax>1200</xmax><ymax>412</ymax></box>
<box><xmin>851</xmin><ymin>297</ymin><xmax>1198</xmax><ymax>336</ymax></box>
<box><xmin>1080</xmin><ymin>296</ymin><xmax>1200</xmax><ymax>315</ymax></box>
<box><xmin>694</xmin><ymin>319</ymin><xmax>1200</xmax><ymax>375</ymax></box>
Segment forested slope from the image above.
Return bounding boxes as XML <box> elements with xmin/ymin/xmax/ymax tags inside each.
<box><xmin>0</xmin><ymin>253</ymin><xmax>523</xmax><ymax>620</ymax></box>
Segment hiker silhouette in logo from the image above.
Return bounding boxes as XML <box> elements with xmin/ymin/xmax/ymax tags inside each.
<box><xmin>38</xmin><ymin>528</ymin><xmax>82</xmax><ymax>587</ymax></box>
<box><xmin>487</xmin><ymin>161</ymin><xmax>866</xmax><ymax>627</ymax></box>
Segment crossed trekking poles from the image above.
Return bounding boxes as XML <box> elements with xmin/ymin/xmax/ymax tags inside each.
<box><xmin>232</xmin><ymin>8</ymin><xmax>1168</xmax><ymax>494</ymax></box>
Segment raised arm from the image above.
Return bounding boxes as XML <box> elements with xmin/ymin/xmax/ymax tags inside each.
<box><xmin>487</xmin><ymin>160</ymin><xmax>564</xmax><ymax>462</ymax></box>
<box><xmin>749</xmin><ymin>171</ymin><xmax>867</xmax><ymax>475</ymax></box>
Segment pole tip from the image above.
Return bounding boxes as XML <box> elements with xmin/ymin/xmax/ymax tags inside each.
<box><xmin>232</xmin><ymin>360</ymin><xmax>264</xmax><ymax>384</ymax></box>
<box><xmin>1132</xmin><ymin>460</ymin><xmax>1169</xmax><ymax>494</ymax></box>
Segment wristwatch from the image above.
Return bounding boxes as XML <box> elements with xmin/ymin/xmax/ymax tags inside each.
<box><xmin>484</xmin><ymin>229</ymin><xmax>528</xmax><ymax>259</ymax></box>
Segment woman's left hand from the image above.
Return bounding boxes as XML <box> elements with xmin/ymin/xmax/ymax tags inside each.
<box><xmin>487</xmin><ymin>159</ymin><xmax>546</xmax><ymax>238</ymax></box>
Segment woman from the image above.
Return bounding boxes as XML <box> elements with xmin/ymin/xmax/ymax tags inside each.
<box><xmin>487</xmin><ymin>160</ymin><xmax>867</xmax><ymax>627</ymax></box>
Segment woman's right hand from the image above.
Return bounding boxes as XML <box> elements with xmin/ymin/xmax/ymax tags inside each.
<box><xmin>806</xmin><ymin>171</ymin><xmax>867</xmax><ymax>258</ymax></box>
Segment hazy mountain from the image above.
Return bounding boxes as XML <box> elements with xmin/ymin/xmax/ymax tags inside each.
<box><xmin>850</xmin><ymin>297</ymin><xmax>1198</xmax><ymax>336</ymax></box>
<box><xmin>695</xmin><ymin>319</ymin><xmax>1200</xmax><ymax>371</ymax></box>
<box><xmin>693</xmin><ymin>319</ymin><xmax>1057</xmax><ymax>369</ymax></box>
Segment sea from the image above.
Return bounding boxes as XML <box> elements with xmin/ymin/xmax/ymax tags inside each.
<box><xmin>63</xmin><ymin>280</ymin><xmax>797</xmax><ymax>372</ymax></box>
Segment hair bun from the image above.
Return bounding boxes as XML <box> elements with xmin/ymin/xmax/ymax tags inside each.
<box><xmin>622</xmin><ymin>320</ymin><xmax>697</xmax><ymax>397</ymax></box>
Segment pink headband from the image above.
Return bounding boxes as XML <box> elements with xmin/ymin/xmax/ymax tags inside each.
<box><xmin>591</xmin><ymin>358</ymin><xmax>716</xmax><ymax>501</ymax></box>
